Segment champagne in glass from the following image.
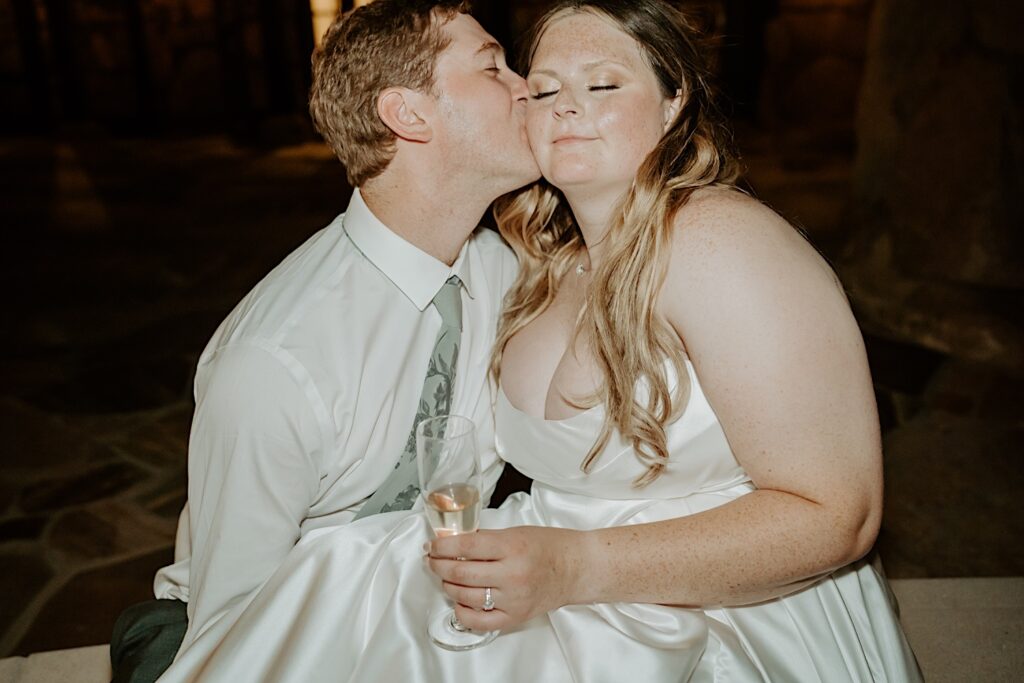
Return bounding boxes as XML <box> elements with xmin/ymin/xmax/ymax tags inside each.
<box><xmin>425</xmin><ymin>483</ymin><xmax>481</xmax><ymax>537</ymax></box>
<box><xmin>416</xmin><ymin>415</ymin><xmax>497</xmax><ymax>651</ymax></box>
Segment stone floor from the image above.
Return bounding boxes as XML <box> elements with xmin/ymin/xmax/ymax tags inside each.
<box><xmin>1</xmin><ymin>131</ymin><xmax>1021</xmax><ymax>659</ymax></box>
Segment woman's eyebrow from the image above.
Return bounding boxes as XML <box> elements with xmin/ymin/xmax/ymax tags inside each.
<box><xmin>530</xmin><ymin>59</ymin><xmax>632</xmax><ymax>77</ymax></box>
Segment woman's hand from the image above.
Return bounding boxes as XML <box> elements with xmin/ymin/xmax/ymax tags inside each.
<box><xmin>425</xmin><ymin>526</ymin><xmax>589</xmax><ymax>632</ymax></box>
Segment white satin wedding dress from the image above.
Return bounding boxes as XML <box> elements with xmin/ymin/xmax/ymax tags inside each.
<box><xmin>158</xmin><ymin>360</ymin><xmax>922</xmax><ymax>682</ymax></box>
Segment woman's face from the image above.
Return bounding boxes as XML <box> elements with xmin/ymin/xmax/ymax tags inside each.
<box><xmin>526</xmin><ymin>12</ymin><xmax>679</xmax><ymax>196</ymax></box>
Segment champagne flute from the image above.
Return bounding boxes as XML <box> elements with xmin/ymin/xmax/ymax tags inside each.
<box><xmin>416</xmin><ymin>414</ymin><xmax>498</xmax><ymax>651</ymax></box>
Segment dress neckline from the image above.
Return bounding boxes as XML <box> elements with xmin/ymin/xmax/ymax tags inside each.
<box><xmin>497</xmin><ymin>357</ymin><xmax>695</xmax><ymax>426</ymax></box>
<box><xmin>497</xmin><ymin>382</ymin><xmax>601</xmax><ymax>425</ymax></box>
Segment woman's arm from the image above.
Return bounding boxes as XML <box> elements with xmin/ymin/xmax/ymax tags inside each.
<box><xmin>428</xmin><ymin>189</ymin><xmax>883</xmax><ymax>630</ymax></box>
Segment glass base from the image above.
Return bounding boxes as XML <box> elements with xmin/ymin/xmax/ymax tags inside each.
<box><xmin>427</xmin><ymin>606</ymin><xmax>498</xmax><ymax>651</ymax></box>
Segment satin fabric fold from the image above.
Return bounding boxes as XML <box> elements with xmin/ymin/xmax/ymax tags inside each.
<box><xmin>158</xmin><ymin>359</ymin><xmax>921</xmax><ymax>682</ymax></box>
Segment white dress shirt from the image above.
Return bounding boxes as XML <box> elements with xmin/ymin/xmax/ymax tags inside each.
<box><xmin>154</xmin><ymin>189</ymin><xmax>517</xmax><ymax>646</ymax></box>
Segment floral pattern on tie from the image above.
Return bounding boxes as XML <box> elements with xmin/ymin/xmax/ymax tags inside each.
<box><xmin>354</xmin><ymin>276</ymin><xmax>463</xmax><ymax>519</ymax></box>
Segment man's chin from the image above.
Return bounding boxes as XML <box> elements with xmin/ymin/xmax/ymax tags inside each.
<box><xmin>520</xmin><ymin>155</ymin><xmax>542</xmax><ymax>182</ymax></box>
<box><xmin>495</xmin><ymin>159</ymin><xmax>542</xmax><ymax>194</ymax></box>
<box><xmin>510</xmin><ymin>167</ymin><xmax>542</xmax><ymax>193</ymax></box>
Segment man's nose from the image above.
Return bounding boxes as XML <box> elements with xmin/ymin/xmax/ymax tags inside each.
<box><xmin>509</xmin><ymin>71</ymin><xmax>529</xmax><ymax>104</ymax></box>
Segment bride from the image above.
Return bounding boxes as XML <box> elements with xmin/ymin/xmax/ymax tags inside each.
<box><xmin>159</xmin><ymin>1</ymin><xmax>921</xmax><ymax>680</ymax></box>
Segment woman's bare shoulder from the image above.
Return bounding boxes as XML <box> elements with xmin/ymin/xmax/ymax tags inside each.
<box><xmin>673</xmin><ymin>186</ymin><xmax>805</xmax><ymax>253</ymax></box>
<box><xmin>661</xmin><ymin>185</ymin><xmax>852</xmax><ymax>353</ymax></box>
<box><xmin>667</xmin><ymin>185</ymin><xmax>837</xmax><ymax>292</ymax></box>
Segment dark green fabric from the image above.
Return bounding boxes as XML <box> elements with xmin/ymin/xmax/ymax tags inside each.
<box><xmin>110</xmin><ymin>599</ymin><xmax>188</xmax><ymax>683</ymax></box>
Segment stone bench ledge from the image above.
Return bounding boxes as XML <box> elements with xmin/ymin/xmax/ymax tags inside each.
<box><xmin>0</xmin><ymin>645</ymin><xmax>110</xmax><ymax>683</ymax></box>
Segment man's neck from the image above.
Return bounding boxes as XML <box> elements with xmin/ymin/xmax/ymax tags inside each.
<box><xmin>360</xmin><ymin>171</ymin><xmax>490</xmax><ymax>267</ymax></box>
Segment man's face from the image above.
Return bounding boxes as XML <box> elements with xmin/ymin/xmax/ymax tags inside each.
<box><xmin>429</xmin><ymin>14</ymin><xmax>540</xmax><ymax>194</ymax></box>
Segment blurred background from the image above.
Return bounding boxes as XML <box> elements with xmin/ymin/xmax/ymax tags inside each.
<box><xmin>1</xmin><ymin>0</ymin><xmax>1021</xmax><ymax>658</ymax></box>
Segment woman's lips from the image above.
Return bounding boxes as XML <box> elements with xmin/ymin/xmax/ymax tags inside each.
<box><xmin>553</xmin><ymin>136</ymin><xmax>596</xmax><ymax>145</ymax></box>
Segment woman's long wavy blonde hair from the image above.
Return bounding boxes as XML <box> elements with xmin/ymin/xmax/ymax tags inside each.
<box><xmin>491</xmin><ymin>0</ymin><xmax>741</xmax><ymax>486</ymax></box>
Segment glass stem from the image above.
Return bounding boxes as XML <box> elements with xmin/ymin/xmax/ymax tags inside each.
<box><xmin>449</xmin><ymin>613</ymin><xmax>471</xmax><ymax>633</ymax></box>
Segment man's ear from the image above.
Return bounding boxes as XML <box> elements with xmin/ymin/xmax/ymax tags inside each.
<box><xmin>663</xmin><ymin>88</ymin><xmax>684</xmax><ymax>131</ymax></box>
<box><xmin>377</xmin><ymin>87</ymin><xmax>432</xmax><ymax>143</ymax></box>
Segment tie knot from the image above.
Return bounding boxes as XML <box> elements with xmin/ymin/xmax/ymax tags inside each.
<box><xmin>432</xmin><ymin>275</ymin><xmax>462</xmax><ymax>331</ymax></box>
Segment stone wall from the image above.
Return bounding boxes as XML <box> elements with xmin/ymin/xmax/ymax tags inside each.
<box><xmin>760</xmin><ymin>0</ymin><xmax>874</xmax><ymax>164</ymax></box>
<box><xmin>842</xmin><ymin>0</ymin><xmax>1024</xmax><ymax>370</ymax></box>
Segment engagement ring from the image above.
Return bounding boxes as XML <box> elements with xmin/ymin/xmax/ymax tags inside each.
<box><xmin>482</xmin><ymin>587</ymin><xmax>495</xmax><ymax>611</ymax></box>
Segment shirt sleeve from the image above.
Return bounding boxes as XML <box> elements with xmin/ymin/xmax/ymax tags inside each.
<box><xmin>181</xmin><ymin>343</ymin><xmax>322</xmax><ymax>644</ymax></box>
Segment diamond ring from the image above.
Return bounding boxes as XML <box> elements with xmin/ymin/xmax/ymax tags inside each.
<box><xmin>482</xmin><ymin>587</ymin><xmax>495</xmax><ymax>611</ymax></box>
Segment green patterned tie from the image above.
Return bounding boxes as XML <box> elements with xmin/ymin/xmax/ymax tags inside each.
<box><xmin>355</xmin><ymin>275</ymin><xmax>463</xmax><ymax>518</ymax></box>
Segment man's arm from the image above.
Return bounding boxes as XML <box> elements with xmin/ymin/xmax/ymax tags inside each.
<box><xmin>182</xmin><ymin>343</ymin><xmax>322</xmax><ymax>644</ymax></box>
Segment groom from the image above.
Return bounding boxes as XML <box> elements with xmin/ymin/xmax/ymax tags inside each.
<box><xmin>109</xmin><ymin>1</ymin><xmax>538</xmax><ymax>680</ymax></box>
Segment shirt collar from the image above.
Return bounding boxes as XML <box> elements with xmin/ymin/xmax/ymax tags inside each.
<box><xmin>342</xmin><ymin>188</ymin><xmax>477</xmax><ymax>311</ymax></box>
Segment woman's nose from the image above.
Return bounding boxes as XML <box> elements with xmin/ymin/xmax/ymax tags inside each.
<box><xmin>553</xmin><ymin>88</ymin><xmax>580</xmax><ymax>118</ymax></box>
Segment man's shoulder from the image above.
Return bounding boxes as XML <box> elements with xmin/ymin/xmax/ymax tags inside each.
<box><xmin>468</xmin><ymin>226</ymin><xmax>516</xmax><ymax>267</ymax></box>
<box><xmin>466</xmin><ymin>227</ymin><xmax>518</xmax><ymax>303</ymax></box>
<box><xmin>207</xmin><ymin>214</ymin><xmax>354</xmax><ymax>349</ymax></box>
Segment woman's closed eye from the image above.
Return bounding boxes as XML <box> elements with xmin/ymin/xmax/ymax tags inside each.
<box><xmin>532</xmin><ymin>84</ymin><xmax>619</xmax><ymax>99</ymax></box>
